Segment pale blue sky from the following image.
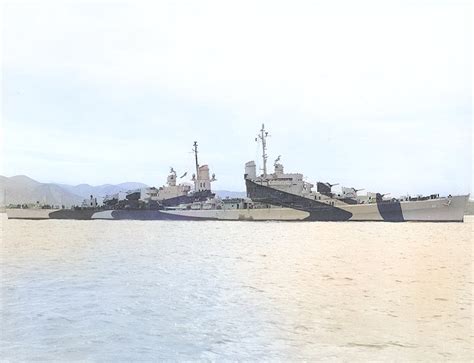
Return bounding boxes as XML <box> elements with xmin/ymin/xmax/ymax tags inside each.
<box><xmin>2</xmin><ymin>0</ymin><xmax>472</xmax><ymax>196</ymax></box>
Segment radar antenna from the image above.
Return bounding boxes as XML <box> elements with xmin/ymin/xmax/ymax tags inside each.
<box><xmin>256</xmin><ymin>124</ymin><xmax>269</xmax><ymax>176</ymax></box>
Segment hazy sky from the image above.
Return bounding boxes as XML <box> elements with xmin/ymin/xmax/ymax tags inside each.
<box><xmin>2</xmin><ymin>0</ymin><xmax>472</xmax><ymax>196</ymax></box>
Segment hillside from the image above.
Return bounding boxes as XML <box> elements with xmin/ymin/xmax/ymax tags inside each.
<box><xmin>0</xmin><ymin>176</ymin><xmax>151</xmax><ymax>207</ymax></box>
<box><xmin>57</xmin><ymin>182</ymin><xmax>149</xmax><ymax>198</ymax></box>
<box><xmin>214</xmin><ymin>190</ymin><xmax>246</xmax><ymax>199</ymax></box>
<box><xmin>0</xmin><ymin>175</ymin><xmax>84</xmax><ymax>207</ymax></box>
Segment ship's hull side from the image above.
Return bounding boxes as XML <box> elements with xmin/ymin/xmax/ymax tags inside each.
<box><xmin>49</xmin><ymin>209</ymin><xmax>98</xmax><ymax>220</ymax></box>
<box><xmin>245</xmin><ymin>179</ymin><xmax>468</xmax><ymax>222</ymax></box>
<box><xmin>5</xmin><ymin>207</ymin><xmax>309</xmax><ymax>221</ymax></box>
<box><xmin>158</xmin><ymin>208</ymin><xmax>309</xmax><ymax>221</ymax></box>
<box><xmin>5</xmin><ymin>195</ymin><xmax>468</xmax><ymax>222</ymax></box>
<box><xmin>400</xmin><ymin>195</ymin><xmax>468</xmax><ymax>222</ymax></box>
<box><xmin>339</xmin><ymin>195</ymin><xmax>467</xmax><ymax>222</ymax></box>
<box><xmin>91</xmin><ymin>208</ymin><xmax>309</xmax><ymax>221</ymax></box>
<box><xmin>245</xmin><ymin>179</ymin><xmax>353</xmax><ymax>221</ymax></box>
<box><xmin>5</xmin><ymin>208</ymin><xmax>60</xmax><ymax>220</ymax></box>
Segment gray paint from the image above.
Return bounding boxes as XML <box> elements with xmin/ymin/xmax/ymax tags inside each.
<box><xmin>246</xmin><ymin>179</ymin><xmax>353</xmax><ymax>221</ymax></box>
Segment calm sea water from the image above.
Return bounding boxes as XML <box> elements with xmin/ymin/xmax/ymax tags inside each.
<box><xmin>1</xmin><ymin>215</ymin><xmax>472</xmax><ymax>361</ymax></box>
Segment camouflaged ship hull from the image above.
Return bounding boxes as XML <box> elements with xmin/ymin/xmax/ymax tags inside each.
<box><xmin>6</xmin><ymin>193</ymin><xmax>469</xmax><ymax>222</ymax></box>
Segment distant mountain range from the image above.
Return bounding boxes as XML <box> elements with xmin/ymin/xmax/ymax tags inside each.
<box><xmin>56</xmin><ymin>182</ymin><xmax>148</xmax><ymax>199</ymax></box>
<box><xmin>0</xmin><ymin>175</ymin><xmax>245</xmax><ymax>207</ymax></box>
<box><xmin>1</xmin><ymin>175</ymin><xmax>83</xmax><ymax>207</ymax></box>
<box><xmin>214</xmin><ymin>190</ymin><xmax>247</xmax><ymax>199</ymax></box>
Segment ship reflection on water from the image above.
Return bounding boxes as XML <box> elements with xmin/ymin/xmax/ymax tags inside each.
<box><xmin>1</xmin><ymin>216</ymin><xmax>472</xmax><ymax>360</ymax></box>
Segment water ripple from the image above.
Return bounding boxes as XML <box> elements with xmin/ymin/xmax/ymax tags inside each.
<box><xmin>1</xmin><ymin>215</ymin><xmax>473</xmax><ymax>360</ymax></box>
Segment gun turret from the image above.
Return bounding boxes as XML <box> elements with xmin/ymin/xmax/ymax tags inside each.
<box><xmin>342</xmin><ymin>186</ymin><xmax>364</xmax><ymax>198</ymax></box>
<box><xmin>376</xmin><ymin>193</ymin><xmax>390</xmax><ymax>202</ymax></box>
<box><xmin>317</xmin><ymin>182</ymin><xmax>338</xmax><ymax>196</ymax></box>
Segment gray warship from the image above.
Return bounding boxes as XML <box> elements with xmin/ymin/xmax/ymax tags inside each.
<box><xmin>7</xmin><ymin>125</ymin><xmax>469</xmax><ymax>222</ymax></box>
